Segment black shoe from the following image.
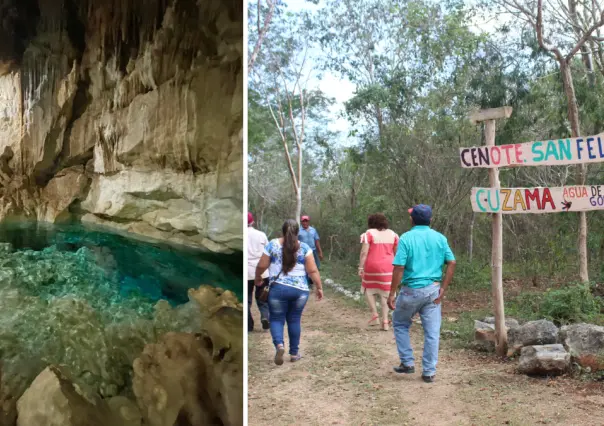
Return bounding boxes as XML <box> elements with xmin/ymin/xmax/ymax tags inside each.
<box><xmin>261</xmin><ymin>318</ymin><xmax>270</xmax><ymax>330</ymax></box>
<box><xmin>422</xmin><ymin>375</ymin><xmax>435</xmax><ymax>383</ymax></box>
<box><xmin>393</xmin><ymin>364</ymin><xmax>415</xmax><ymax>374</ymax></box>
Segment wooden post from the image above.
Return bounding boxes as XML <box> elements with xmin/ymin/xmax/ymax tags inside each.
<box><xmin>469</xmin><ymin>106</ymin><xmax>512</xmax><ymax>357</ymax></box>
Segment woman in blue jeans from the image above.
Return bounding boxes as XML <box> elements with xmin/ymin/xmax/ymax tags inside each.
<box><xmin>255</xmin><ymin>219</ymin><xmax>323</xmax><ymax>365</ymax></box>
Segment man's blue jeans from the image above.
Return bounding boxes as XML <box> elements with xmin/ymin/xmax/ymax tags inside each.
<box><xmin>268</xmin><ymin>283</ymin><xmax>309</xmax><ymax>356</ymax></box>
<box><xmin>392</xmin><ymin>283</ymin><xmax>441</xmax><ymax>376</ymax></box>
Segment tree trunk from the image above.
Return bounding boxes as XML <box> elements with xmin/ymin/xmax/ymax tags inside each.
<box><xmin>560</xmin><ymin>60</ymin><xmax>589</xmax><ymax>282</ymax></box>
<box><xmin>296</xmin><ymin>144</ymin><xmax>303</xmax><ymax>224</ymax></box>
<box><xmin>295</xmin><ymin>188</ymin><xmax>302</xmax><ymax>225</ymax></box>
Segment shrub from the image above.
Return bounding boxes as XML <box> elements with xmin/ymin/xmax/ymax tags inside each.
<box><xmin>510</xmin><ymin>283</ymin><xmax>602</xmax><ymax>325</ymax></box>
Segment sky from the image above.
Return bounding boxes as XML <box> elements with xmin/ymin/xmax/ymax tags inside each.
<box><xmin>284</xmin><ymin>0</ymin><xmax>510</xmax><ymax>145</ymax></box>
<box><xmin>285</xmin><ymin>0</ymin><xmax>356</xmax><ymax>141</ymax></box>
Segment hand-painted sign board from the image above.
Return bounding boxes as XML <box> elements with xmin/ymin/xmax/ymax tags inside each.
<box><xmin>471</xmin><ymin>186</ymin><xmax>604</xmax><ymax>214</ymax></box>
<box><xmin>460</xmin><ymin>134</ymin><xmax>604</xmax><ymax>168</ymax></box>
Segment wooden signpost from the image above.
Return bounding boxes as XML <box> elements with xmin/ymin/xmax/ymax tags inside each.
<box><xmin>463</xmin><ymin>108</ymin><xmax>604</xmax><ymax>356</ymax></box>
<box><xmin>469</xmin><ymin>107</ymin><xmax>512</xmax><ymax>356</ymax></box>
<box><xmin>471</xmin><ymin>185</ymin><xmax>604</xmax><ymax>213</ymax></box>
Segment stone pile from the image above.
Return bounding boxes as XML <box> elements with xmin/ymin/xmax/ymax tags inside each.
<box><xmin>474</xmin><ymin>317</ymin><xmax>604</xmax><ymax>376</ymax></box>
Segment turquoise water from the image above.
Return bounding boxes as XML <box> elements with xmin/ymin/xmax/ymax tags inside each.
<box><xmin>0</xmin><ymin>221</ymin><xmax>243</xmax><ymax>305</ymax></box>
<box><xmin>0</xmin><ymin>222</ymin><xmax>242</xmax><ymax>398</ymax></box>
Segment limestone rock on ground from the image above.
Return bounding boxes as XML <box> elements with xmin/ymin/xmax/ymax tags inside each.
<box><xmin>559</xmin><ymin>323</ymin><xmax>604</xmax><ymax>371</ymax></box>
<box><xmin>507</xmin><ymin>319</ymin><xmax>559</xmax><ymax>356</ymax></box>
<box><xmin>474</xmin><ymin>317</ymin><xmax>520</xmax><ymax>352</ymax></box>
<box><xmin>16</xmin><ymin>366</ymin><xmax>113</xmax><ymax>426</ymax></box>
<box><xmin>517</xmin><ymin>344</ymin><xmax>570</xmax><ymax>376</ymax></box>
<box><xmin>482</xmin><ymin>316</ymin><xmax>520</xmax><ymax>328</ymax></box>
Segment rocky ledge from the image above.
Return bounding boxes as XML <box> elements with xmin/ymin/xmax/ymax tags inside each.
<box><xmin>3</xmin><ymin>286</ymin><xmax>243</xmax><ymax>426</ymax></box>
<box><xmin>0</xmin><ymin>0</ymin><xmax>243</xmax><ymax>253</ymax></box>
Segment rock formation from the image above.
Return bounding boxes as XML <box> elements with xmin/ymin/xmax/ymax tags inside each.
<box><xmin>0</xmin><ymin>0</ymin><xmax>243</xmax><ymax>253</ymax></box>
<box><xmin>507</xmin><ymin>319</ymin><xmax>559</xmax><ymax>356</ymax></box>
<box><xmin>559</xmin><ymin>323</ymin><xmax>604</xmax><ymax>371</ymax></box>
<box><xmin>132</xmin><ymin>286</ymin><xmax>242</xmax><ymax>426</ymax></box>
<box><xmin>517</xmin><ymin>344</ymin><xmax>570</xmax><ymax>376</ymax></box>
<box><xmin>16</xmin><ymin>366</ymin><xmax>113</xmax><ymax>426</ymax></box>
<box><xmin>10</xmin><ymin>286</ymin><xmax>242</xmax><ymax>426</ymax></box>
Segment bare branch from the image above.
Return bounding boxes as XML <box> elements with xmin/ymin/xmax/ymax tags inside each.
<box><xmin>266</xmin><ymin>84</ymin><xmax>299</xmax><ymax>191</ymax></box>
<box><xmin>536</xmin><ymin>0</ymin><xmax>565</xmax><ymax>60</ymax></box>
<box><xmin>566</xmin><ymin>8</ymin><xmax>604</xmax><ymax>60</ymax></box>
<box><xmin>248</xmin><ymin>0</ymin><xmax>276</xmax><ymax>72</ymax></box>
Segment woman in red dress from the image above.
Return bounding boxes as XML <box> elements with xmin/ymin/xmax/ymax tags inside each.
<box><xmin>359</xmin><ymin>213</ymin><xmax>399</xmax><ymax>331</ymax></box>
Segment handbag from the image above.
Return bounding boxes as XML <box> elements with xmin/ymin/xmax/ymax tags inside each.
<box><xmin>258</xmin><ymin>270</ymin><xmax>282</xmax><ymax>303</ymax></box>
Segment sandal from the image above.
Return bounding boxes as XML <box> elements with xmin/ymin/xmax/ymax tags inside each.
<box><xmin>382</xmin><ymin>321</ymin><xmax>390</xmax><ymax>331</ymax></box>
<box><xmin>274</xmin><ymin>344</ymin><xmax>285</xmax><ymax>366</ymax></box>
<box><xmin>368</xmin><ymin>314</ymin><xmax>379</xmax><ymax>326</ymax></box>
<box><xmin>291</xmin><ymin>354</ymin><xmax>302</xmax><ymax>362</ymax></box>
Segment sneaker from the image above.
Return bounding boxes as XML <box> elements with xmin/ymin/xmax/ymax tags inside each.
<box><xmin>291</xmin><ymin>354</ymin><xmax>302</xmax><ymax>362</ymax></box>
<box><xmin>274</xmin><ymin>345</ymin><xmax>285</xmax><ymax>366</ymax></box>
<box><xmin>261</xmin><ymin>318</ymin><xmax>270</xmax><ymax>330</ymax></box>
<box><xmin>393</xmin><ymin>364</ymin><xmax>415</xmax><ymax>374</ymax></box>
<box><xmin>422</xmin><ymin>375</ymin><xmax>435</xmax><ymax>383</ymax></box>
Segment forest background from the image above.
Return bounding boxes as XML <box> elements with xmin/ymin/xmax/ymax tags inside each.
<box><xmin>247</xmin><ymin>0</ymin><xmax>604</xmax><ymax>329</ymax></box>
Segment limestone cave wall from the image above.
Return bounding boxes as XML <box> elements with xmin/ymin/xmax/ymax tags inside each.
<box><xmin>0</xmin><ymin>0</ymin><xmax>243</xmax><ymax>253</ymax></box>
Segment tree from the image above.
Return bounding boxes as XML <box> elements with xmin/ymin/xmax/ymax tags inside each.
<box><xmin>248</xmin><ymin>4</ymin><xmax>332</xmax><ymax>223</ymax></box>
<box><xmin>248</xmin><ymin>0</ymin><xmax>277</xmax><ymax>72</ymax></box>
<box><xmin>500</xmin><ymin>0</ymin><xmax>604</xmax><ymax>282</ymax></box>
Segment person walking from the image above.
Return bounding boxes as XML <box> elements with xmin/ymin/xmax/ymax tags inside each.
<box><xmin>255</xmin><ymin>219</ymin><xmax>323</xmax><ymax>365</ymax></box>
<box><xmin>247</xmin><ymin>212</ymin><xmax>270</xmax><ymax>332</ymax></box>
<box><xmin>359</xmin><ymin>213</ymin><xmax>399</xmax><ymax>331</ymax></box>
<box><xmin>298</xmin><ymin>215</ymin><xmax>323</xmax><ymax>289</ymax></box>
<box><xmin>387</xmin><ymin>204</ymin><xmax>456</xmax><ymax>383</ymax></box>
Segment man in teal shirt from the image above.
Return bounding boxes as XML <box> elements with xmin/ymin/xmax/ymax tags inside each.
<box><xmin>387</xmin><ymin>204</ymin><xmax>456</xmax><ymax>383</ymax></box>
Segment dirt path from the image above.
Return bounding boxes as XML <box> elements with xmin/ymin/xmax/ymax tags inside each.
<box><xmin>248</xmin><ymin>290</ymin><xmax>604</xmax><ymax>426</ymax></box>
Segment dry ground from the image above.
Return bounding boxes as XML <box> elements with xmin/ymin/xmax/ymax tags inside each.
<box><xmin>248</xmin><ymin>289</ymin><xmax>604</xmax><ymax>426</ymax></box>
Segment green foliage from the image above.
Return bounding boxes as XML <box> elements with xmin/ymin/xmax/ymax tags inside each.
<box><xmin>508</xmin><ymin>284</ymin><xmax>603</xmax><ymax>326</ymax></box>
<box><xmin>450</xmin><ymin>257</ymin><xmax>491</xmax><ymax>292</ymax></box>
<box><xmin>248</xmin><ymin>0</ymin><xmax>604</xmax><ymax>285</ymax></box>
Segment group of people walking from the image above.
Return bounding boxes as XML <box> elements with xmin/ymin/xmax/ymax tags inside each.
<box><xmin>247</xmin><ymin>205</ymin><xmax>456</xmax><ymax>383</ymax></box>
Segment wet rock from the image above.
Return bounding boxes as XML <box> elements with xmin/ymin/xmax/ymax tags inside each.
<box><xmin>107</xmin><ymin>396</ymin><xmax>142</xmax><ymax>426</ymax></box>
<box><xmin>133</xmin><ymin>285</ymin><xmax>242</xmax><ymax>426</ymax></box>
<box><xmin>132</xmin><ymin>332</ymin><xmax>241</xmax><ymax>426</ymax></box>
<box><xmin>39</xmin><ymin>166</ymin><xmax>89</xmax><ymax>223</ymax></box>
<box><xmin>16</xmin><ymin>366</ymin><xmax>112</xmax><ymax>426</ymax></box>
<box><xmin>559</xmin><ymin>323</ymin><xmax>604</xmax><ymax>371</ymax></box>
<box><xmin>507</xmin><ymin>319</ymin><xmax>559</xmax><ymax>356</ymax></box>
<box><xmin>517</xmin><ymin>344</ymin><xmax>570</xmax><ymax>376</ymax></box>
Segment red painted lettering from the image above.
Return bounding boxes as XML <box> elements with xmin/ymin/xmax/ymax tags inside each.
<box><xmin>525</xmin><ymin>189</ymin><xmax>541</xmax><ymax>210</ymax></box>
<box><xmin>515</xmin><ymin>144</ymin><xmax>522</xmax><ymax>163</ymax></box>
<box><xmin>501</xmin><ymin>145</ymin><xmax>514</xmax><ymax>164</ymax></box>
<box><xmin>542</xmin><ymin>188</ymin><xmax>555</xmax><ymax>210</ymax></box>
<box><xmin>491</xmin><ymin>146</ymin><xmax>501</xmax><ymax>165</ymax></box>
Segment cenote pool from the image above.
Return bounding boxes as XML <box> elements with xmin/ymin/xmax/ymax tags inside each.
<box><xmin>0</xmin><ymin>221</ymin><xmax>242</xmax><ymax>305</ymax></box>
<box><xmin>0</xmin><ymin>222</ymin><xmax>242</xmax><ymax>397</ymax></box>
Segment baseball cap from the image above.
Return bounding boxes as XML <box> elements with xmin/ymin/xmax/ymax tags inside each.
<box><xmin>247</xmin><ymin>212</ymin><xmax>254</xmax><ymax>225</ymax></box>
<box><xmin>301</xmin><ymin>215</ymin><xmax>310</xmax><ymax>221</ymax></box>
<box><xmin>408</xmin><ymin>204</ymin><xmax>432</xmax><ymax>223</ymax></box>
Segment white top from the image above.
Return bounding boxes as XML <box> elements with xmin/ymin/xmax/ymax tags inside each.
<box><xmin>247</xmin><ymin>226</ymin><xmax>269</xmax><ymax>280</ymax></box>
<box><xmin>263</xmin><ymin>239</ymin><xmax>313</xmax><ymax>291</ymax></box>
